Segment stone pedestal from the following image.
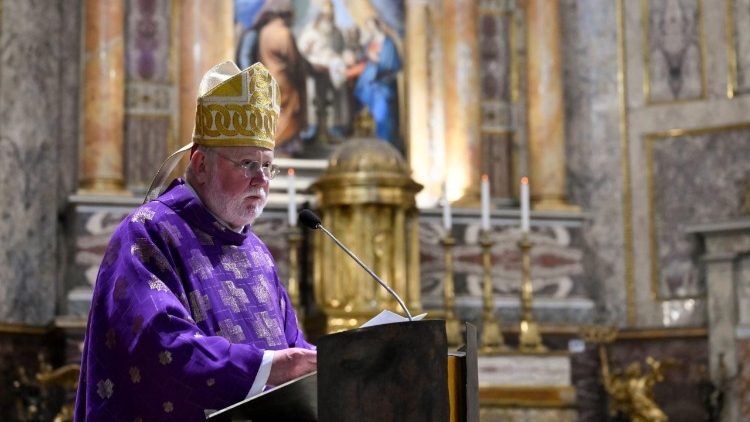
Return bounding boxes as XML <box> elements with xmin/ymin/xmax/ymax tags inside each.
<box><xmin>686</xmin><ymin>218</ymin><xmax>750</xmax><ymax>422</ymax></box>
<box><xmin>478</xmin><ymin>353</ymin><xmax>577</xmax><ymax>421</ymax></box>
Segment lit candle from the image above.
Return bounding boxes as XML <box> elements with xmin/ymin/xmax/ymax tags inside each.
<box><xmin>521</xmin><ymin>176</ymin><xmax>530</xmax><ymax>232</ymax></box>
<box><xmin>442</xmin><ymin>180</ymin><xmax>452</xmax><ymax>231</ymax></box>
<box><xmin>288</xmin><ymin>168</ymin><xmax>297</xmax><ymax>226</ymax></box>
<box><xmin>481</xmin><ymin>175</ymin><xmax>490</xmax><ymax>231</ymax></box>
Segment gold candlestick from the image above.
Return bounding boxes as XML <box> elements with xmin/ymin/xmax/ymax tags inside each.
<box><xmin>479</xmin><ymin>230</ymin><xmax>507</xmax><ymax>353</ymax></box>
<box><xmin>441</xmin><ymin>234</ymin><xmax>461</xmax><ymax>347</ymax></box>
<box><xmin>287</xmin><ymin>225</ymin><xmax>303</xmax><ymax>330</ymax></box>
<box><xmin>518</xmin><ymin>233</ymin><xmax>545</xmax><ymax>352</ymax></box>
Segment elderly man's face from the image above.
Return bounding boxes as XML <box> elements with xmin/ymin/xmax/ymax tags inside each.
<box><xmin>197</xmin><ymin>146</ymin><xmax>273</xmax><ymax>229</ymax></box>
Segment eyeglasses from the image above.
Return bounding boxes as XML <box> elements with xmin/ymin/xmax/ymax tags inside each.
<box><xmin>210</xmin><ymin>150</ymin><xmax>280</xmax><ymax>180</ymax></box>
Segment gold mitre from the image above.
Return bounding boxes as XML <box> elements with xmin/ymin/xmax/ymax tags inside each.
<box><xmin>144</xmin><ymin>61</ymin><xmax>280</xmax><ymax>202</ymax></box>
<box><xmin>194</xmin><ymin>61</ymin><xmax>280</xmax><ymax>149</ymax></box>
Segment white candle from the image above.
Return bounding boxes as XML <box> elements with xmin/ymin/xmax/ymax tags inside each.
<box><xmin>481</xmin><ymin>175</ymin><xmax>490</xmax><ymax>231</ymax></box>
<box><xmin>442</xmin><ymin>180</ymin><xmax>452</xmax><ymax>231</ymax></box>
<box><xmin>288</xmin><ymin>168</ymin><xmax>297</xmax><ymax>226</ymax></box>
<box><xmin>521</xmin><ymin>176</ymin><xmax>530</xmax><ymax>232</ymax></box>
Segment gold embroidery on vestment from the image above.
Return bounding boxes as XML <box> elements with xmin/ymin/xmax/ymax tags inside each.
<box><xmin>131</xmin><ymin>239</ymin><xmax>170</xmax><ymax>272</ymax></box>
<box><xmin>188</xmin><ymin>249</ymin><xmax>213</xmax><ymax>280</ymax></box>
<box><xmin>221</xmin><ymin>247</ymin><xmax>252</xmax><ymax>278</ymax></box>
<box><xmin>148</xmin><ymin>275</ymin><xmax>169</xmax><ymax>292</ymax></box>
<box><xmin>131</xmin><ymin>208</ymin><xmax>155</xmax><ymax>223</ymax></box>
<box><xmin>219</xmin><ymin>280</ymin><xmax>251</xmax><ymax>313</ymax></box>
<box><xmin>113</xmin><ymin>276</ymin><xmax>129</xmax><ymax>300</ymax></box>
<box><xmin>189</xmin><ymin>290</ymin><xmax>212</xmax><ymax>323</ymax></box>
<box><xmin>96</xmin><ymin>378</ymin><xmax>114</xmax><ymax>399</ymax></box>
<box><xmin>129</xmin><ymin>367</ymin><xmax>141</xmax><ymax>383</ymax></box>
<box><xmin>217</xmin><ymin>319</ymin><xmax>246</xmax><ymax>343</ymax></box>
<box><xmin>105</xmin><ymin>329</ymin><xmax>116</xmax><ymax>350</ymax></box>
<box><xmin>132</xmin><ymin>315</ymin><xmax>144</xmax><ymax>333</ymax></box>
<box><xmin>251</xmin><ymin>274</ymin><xmax>271</xmax><ymax>304</ymax></box>
<box><xmin>252</xmin><ymin>311</ymin><xmax>283</xmax><ymax>347</ymax></box>
<box><xmin>207</xmin><ymin>378</ymin><xmax>215</xmax><ymax>387</ymax></box>
<box><xmin>163</xmin><ymin>401</ymin><xmax>174</xmax><ymax>413</ymax></box>
<box><xmin>160</xmin><ymin>221</ymin><xmax>183</xmax><ymax>247</ymax></box>
<box><xmin>159</xmin><ymin>350</ymin><xmax>172</xmax><ymax>365</ymax></box>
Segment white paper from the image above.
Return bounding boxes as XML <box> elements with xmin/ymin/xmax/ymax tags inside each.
<box><xmin>359</xmin><ymin>309</ymin><xmax>427</xmax><ymax>328</ymax></box>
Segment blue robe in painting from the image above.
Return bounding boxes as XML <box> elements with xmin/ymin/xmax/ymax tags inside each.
<box><xmin>74</xmin><ymin>179</ymin><xmax>313</xmax><ymax>421</ymax></box>
<box><xmin>354</xmin><ymin>34</ymin><xmax>401</xmax><ymax>144</ymax></box>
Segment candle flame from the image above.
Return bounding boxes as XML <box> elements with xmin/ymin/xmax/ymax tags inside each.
<box><xmin>521</xmin><ymin>176</ymin><xmax>528</xmax><ymax>185</ymax></box>
<box><xmin>288</xmin><ymin>168</ymin><xmax>295</xmax><ymax>176</ymax></box>
<box><xmin>481</xmin><ymin>174</ymin><xmax>489</xmax><ymax>181</ymax></box>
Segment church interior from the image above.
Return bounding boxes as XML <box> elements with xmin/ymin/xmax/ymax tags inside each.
<box><xmin>2</xmin><ymin>0</ymin><xmax>750</xmax><ymax>420</ymax></box>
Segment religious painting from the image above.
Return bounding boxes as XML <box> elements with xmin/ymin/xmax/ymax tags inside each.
<box><xmin>644</xmin><ymin>0</ymin><xmax>706</xmax><ymax>103</ymax></box>
<box><xmin>729</xmin><ymin>0</ymin><xmax>750</xmax><ymax>95</ymax></box>
<box><xmin>646</xmin><ymin>125</ymin><xmax>750</xmax><ymax>300</ymax></box>
<box><xmin>234</xmin><ymin>0</ymin><xmax>405</xmax><ymax>159</ymax></box>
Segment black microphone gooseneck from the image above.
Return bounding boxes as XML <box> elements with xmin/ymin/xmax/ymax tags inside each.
<box><xmin>298</xmin><ymin>209</ymin><xmax>413</xmax><ymax>321</ymax></box>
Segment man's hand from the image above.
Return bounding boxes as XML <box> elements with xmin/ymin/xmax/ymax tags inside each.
<box><xmin>267</xmin><ymin>347</ymin><xmax>317</xmax><ymax>386</ymax></box>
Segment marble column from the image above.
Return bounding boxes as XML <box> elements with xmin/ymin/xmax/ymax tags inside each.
<box><xmin>0</xmin><ymin>0</ymin><xmax>65</xmax><ymax>324</ymax></box>
<box><xmin>525</xmin><ymin>0</ymin><xmax>573</xmax><ymax>210</ymax></box>
<box><xmin>80</xmin><ymin>0</ymin><xmax>127</xmax><ymax>194</ymax></box>
<box><xmin>405</xmin><ymin>0</ymin><xmax>436</xmax><ymax>206</ymax></box>
<box><xmin>442</xmin><ymin>0</ymin><xmax>481</xmax><ymax>203</ymax></box>
<box><xmin>177</xmin><ymin>0</ymin><xmax>234</xmax><ymax>152</ymax></box>
<box><xmin>686</xmin><ymin>219</ymin><xmax>750</xmax><ymax>422</ymax></box>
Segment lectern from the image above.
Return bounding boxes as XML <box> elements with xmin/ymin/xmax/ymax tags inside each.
<box><xmin>207</xmin><ymin>320</ymin><xmax>477</xmax><ymax>421</ymax></box>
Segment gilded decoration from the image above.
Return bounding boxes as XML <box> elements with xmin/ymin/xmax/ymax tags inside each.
<box><xmin>727</xmin><ymin>0</ymin><xmax>750</xmax><ymax>96</ymax></box>
<box><xmin>311</xmin><ymin>138</ymin><xmax>422</xmax><ymax>333</ymax></box>
<box><xmin>617</xmin><ymin>0</ymin><xmax>636</xmax><ymax>324</ymax></box>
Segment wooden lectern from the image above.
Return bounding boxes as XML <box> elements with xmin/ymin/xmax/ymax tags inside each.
<box><xmin>207</xmin><ymin>320</ymin><xmax>478</xmax><ymax>421</ymax></box>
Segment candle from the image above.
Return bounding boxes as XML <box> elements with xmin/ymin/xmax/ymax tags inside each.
<box><xmin>288</xmin><ymin>168</ymin><xmax>297</xmax><ymax>226</ymax></box>
<box><xmin>442</xmin><ymin>180</ymin><xmax>452</xmax><ymax>231</ymax></box>
<box><xmin>521</xmin><ymin>176</ymin><xmax>530</xmax><ymax>232</ymax></box>
<box><xmin>481</xmin><ymin>175</ymin><xmax>490</xmax><ymax>231</ymax></box>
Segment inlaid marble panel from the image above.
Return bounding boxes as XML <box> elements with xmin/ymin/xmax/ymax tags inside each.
<box><xmin>731</xmin><ymin>0</ymin><xmax>750</xmax><ymax>94</ymax></box>
<box><xmin>649</xmin><ymin>127</ymin><xmax>750</xmax><ymax>298</ymax></box>
<box><xmin>124</xmin><ymin>0</ymin><xmax>174</xmax><ymax>190</ymax></box>
<box><xmin>645</xmin><ymin>0</ymin><xmax>705</xmax><ymax>103</ymax></box>
<box><xmin>419</xmin><ymin>217</ymin><xmax>586</xmax><ymax>303</ymax></box>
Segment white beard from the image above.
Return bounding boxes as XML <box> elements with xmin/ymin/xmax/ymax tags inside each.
<box><xmin>204</xmin><ymin>180</ymin><xmax>268</xmax><ymax>229</ymax></box>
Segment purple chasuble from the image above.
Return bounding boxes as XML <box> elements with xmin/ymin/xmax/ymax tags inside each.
<box><xmin>74</xmin><ymin>179</ymin><xmax>313</xmax><ymax>421</ymax></box>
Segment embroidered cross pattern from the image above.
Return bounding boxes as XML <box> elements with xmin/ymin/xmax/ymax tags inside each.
<box><xmin>131</xmin><ymin>208</ymin><xmax>155</xmax><ymax>223</ymax></box>
<box><xmin>96</xmin><ymin>378</ymin><xmax>114</xmax><ymax>399</ymax></box>
<box><xmin>188</xmin><ymin>249</ymin><xmax>213</xmax><ymax>280</ymax></box>
<box><xmin>221</xmin><ymin>247</ymin><xmax>252</xmax><ymax>278</ymax></box>
<box><xmin>160</xmin><ymin>221</ymin><xmax>184</xmax><ymax>247</ymax></box>
<box><xmin>189</xmin><ymin>290</ymin><xmax>212</xmax><ymax>323</ymax></box>
<box><xmin>131</xmin><ymin>239</ymin><xmax>170</xmax><ymax>272</ymax></box>
<box><xmin>217</xmin><ymin>319</ymin><xmax>246</xmax><ymax>343</ymax></box>
<box><xmin>250</xmin><ymin>274</ymin><xmax>271</xmax><ymax>304</ymax></box>
<box><xmin>219</xmin><ymin>280</ymin><xmax>250</xmax><ymax>313</ymax></box>
<box><xmin>148</xmin><ymin>275</ymin><xmax>169</xmax><ymax>292</ymax></box>
<box><xmin>252</xmin><ymin>311</ymin><xmax>283</xmax><ymax>347</ymax></box>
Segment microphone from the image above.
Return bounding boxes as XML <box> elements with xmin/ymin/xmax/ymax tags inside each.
<box><xmin>298</xmin><ymin>209</ymin><xmax>413</xmax><ymax>321</ymax></box>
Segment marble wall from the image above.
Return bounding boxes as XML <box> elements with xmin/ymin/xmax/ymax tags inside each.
<box><xmin>0</xmin><ymin>0</ymin><xmax>79</xmax><ymax>325</ymax></box>
<box><xmin>561</xmin><ymin>0</ymin><xmax>628</xmax><ymax>324</ymax></box>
